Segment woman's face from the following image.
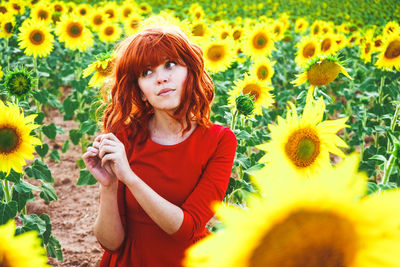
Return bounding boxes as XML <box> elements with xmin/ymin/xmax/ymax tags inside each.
<box><xmin>138</xmin><ymin>60</ymin><xmax>188</xmax><ymax>113</ymax></box>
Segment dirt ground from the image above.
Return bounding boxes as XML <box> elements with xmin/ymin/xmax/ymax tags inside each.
<box><xmin>26</xmin><ymin>108</ymin><xmax>103</xmax><ymax>267</ymax></box>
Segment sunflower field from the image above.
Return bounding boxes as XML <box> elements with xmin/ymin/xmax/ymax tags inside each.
<box><xmin>1</xmin><ymin>0</ymin><xmax>400</xmax><ymax>266</ymax></box>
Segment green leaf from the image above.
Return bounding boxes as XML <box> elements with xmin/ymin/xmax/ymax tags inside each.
<box><xmin>80</xmin><ymin>120</ymin><xmax>98</xmax><ymax>135</ymax></box>
<box><xmin>14</xmin><ymin>180</ymin><xmax>40</xmax><ymax>193</ymax></box>
<box><xmin>35</xmin><ymin>144</ymin><xmax>49</xmax><ymax>158</ymax></box>
<box><xmin>62</xmin><ymin>140</ymin><xmax>70</xmax><ymax>153</ymax></box>
<box><xmin>76</xmin><ymin>158</ymin><xmax>86</xmax><ymax>169</ymax></box>
<box><xmin>34</xmin><ymin>112</ymin><xmax>45</xmax><ymax>124</ymax></box>
<box><xmin>76</xmin><ymin>169</ymin><xmax>97</xmax><ymax>186</ymax></box>
<box><xmin>0</xmin><ymin>201</ymin><xmax>18</xmax><ymax>224</ymax></box>
<box><xmin>0</xmin><ymin>181</ymin><xmax>4</xmax><ymax>200</ymax></box>
<box><xmin>46</xmin><ymin>235</ymin><xmax>63</xmax><ymax>261</ymax></box>
<box><xmin>369</xmin><ymin>154</ymin><xmax>387</xmax><ymax>163</ymax></box>
<box><xmin>39</xmin><ymin>213</ymin><xmax>52</xmax><ymax>243</ymax></box>
<box><xmin>12</xmin><ymin>187</ymin><xmax>34</xmax><ymax>212</ymax></box>
<box><xmin>25</xmin><ymin>160</ymin><xmax>54</xmax><ymax>183</ymax></box>
<box><xmin>62</xmin><ymin>96</ymin><xmax>78</xmax><ymax>120</ymax></box>
<box><xmin>40</xmin><ymin>181</ymin><xmax>58</xmax><ymax>202</ymax></box>
<box><xmin>18</xmin><ymin>214</ymin><xmax>47</xmax><ymax>237</ymax></box>
<box><xmin>69</xmin><ymin>129</ymin><xmax>82</xmax><ymax>145</ymax></box>
<box><xmin>49</xmin><ymin>149</ymin><xmax>60</xmax><ymax>163</ymax></box>
<box><xmin>32</xmin><ymin>89</ymin><xmax>49</xmax><ymax>105</ymax></box>
<box><xmin>47</xmin><ymin>93</ymin><xmax>61</xmax><ymax>108</ymax></box>
<box><xmin>379</xmin><ymin>182</ymin><xmax>398</xmax><ymax>191</ymax></box>
<box><xmin>1</xmin><ymin>169</ymin><xmax>22</xmax><ymax>183</ymax></box>
<box><xmin>42</xmin><ymin>123</ymin><xmax>57</xmax><ymax>140</ymax></box>
<box><xmin>244</xmin><ymin>163</ymin><xmax>265</xmax><ymax>175</ymax></box>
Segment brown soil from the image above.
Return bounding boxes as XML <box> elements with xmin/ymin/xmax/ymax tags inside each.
<box><xmin>26</xmin><ymin>108</ymin><xmax>103</xmax><ymax>267</ymax></box>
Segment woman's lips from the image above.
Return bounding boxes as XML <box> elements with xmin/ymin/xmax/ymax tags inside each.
<box><xmin>157</xmin><ymin>89</ymin><xmax>175</xmax><ymax>96</ymax></box>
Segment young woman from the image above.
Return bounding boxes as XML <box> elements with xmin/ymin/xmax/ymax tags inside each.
<box><xmin>82</xmin><ymin>25</ymin><xmax>237</xmax><ymax>267</ymax></box>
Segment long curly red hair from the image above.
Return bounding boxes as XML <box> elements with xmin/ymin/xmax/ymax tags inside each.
<box><xmin>102</xmin><ymin>26</ymin><xmax>214</xmax><ymax>142</ymax></box>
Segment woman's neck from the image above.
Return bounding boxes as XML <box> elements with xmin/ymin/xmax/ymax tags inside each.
<box><xmin>149</xmin><ymin>111</ymin><xmax>196</xmax><ymax>139</ymax></box>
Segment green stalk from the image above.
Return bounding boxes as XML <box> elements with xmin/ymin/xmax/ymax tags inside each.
<box><xmin>382</xmin><ymin>154</ymin><xmax>395</xmax><ymax>185</ymax></box>
<box><xmin>230</xmin><ymin>109</ymin><xmax>239</xmax><ymax>130</ymax></box>
<box><xmin>378</xmin><ymin>76</ymin><xmax>386</xmax><ymax>105</ymax></box>
<box><xmin>2</xmin><ymin>180</ymin><xmax>11</xmax><ymax>202</ymax></box>
<box><xmin>5</xmin><ymin>38</ymin><xmax>10</xmax><ymax>72</ymax></box>
<box><xmin>388</xmin><ymin>105</ymin><xmax>400</xmax><ymax>152</ymax></box>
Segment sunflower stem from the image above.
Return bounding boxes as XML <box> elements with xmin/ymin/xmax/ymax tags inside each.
<box><xmin>230</xmin><ymin>109</ymin><xmax>239</xmax><ymax>130</ymax></box>
<box><xmin>5</xmin><ymin>38</ymin><xmax>10</xmax><ymax>72</ymax></box>
<box><xmin>382</xmin><ymin>153</ymin><xmax>395</xmax><ymax>185</ymax></box>
<box><xmin>378</xmin><ymin>76</ymin><xmax>386</xmax><ymax>105</ymax></box>
<box><xmin>2</xmin><ymin>180</ymin><xmax>11</xmax><ymax>202</ymax></box>
<box><xmin>387</xmin><ymin>105</ymin><xmax>400</xmax><ymax>152</ymax></box>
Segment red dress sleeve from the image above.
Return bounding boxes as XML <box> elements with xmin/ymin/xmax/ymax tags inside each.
<box><xmin>170</xmin><ymin>127</ymin><xmax>237</xmax><ymax>242</ymax></box>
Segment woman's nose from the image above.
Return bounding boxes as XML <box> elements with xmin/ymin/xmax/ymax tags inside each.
<box><xmin>156</xmin><ymin>70</ymin><xmax>169</xmax><ymax>84</ymax></box>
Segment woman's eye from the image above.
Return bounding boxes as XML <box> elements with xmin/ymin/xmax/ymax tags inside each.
<box><xmin>142</xmin><ymin>69</ymin><xmax>152</xmax><ymax>77</ymax></box>
<box><xmin>165</xmin><ymin>61</ymin><xmax>176</xmax><ymax>69</ymax></box>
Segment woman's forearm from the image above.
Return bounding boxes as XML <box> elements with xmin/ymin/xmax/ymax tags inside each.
<box><xmin>124</xmin><ymin>169</ymin><xmax>184</xmax><ymax>235</ymax></box>
<box><xmin>93</xmin><ymin>184</ymin><xmax>125</xmax><ymax>251</ymax></box>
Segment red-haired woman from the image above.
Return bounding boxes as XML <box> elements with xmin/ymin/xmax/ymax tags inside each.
<box><xmin>82</xmin><ymin>25</ymin><xmax>237</xmax><ymax>267</ymax></box>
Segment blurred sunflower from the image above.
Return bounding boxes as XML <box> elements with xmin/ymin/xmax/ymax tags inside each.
<box><xmin>231</xmin><ymin>26</ymin><xmax>243</xmax><ymax>42</ymax></box>
<box><xmin>88</xmin><ymin>9</ymin><xmax>107</xmax><ymax>32</ymax></box>
<box><xmin>292</xmin><ymin>55</ymin><xmax>352</xmax><ymax>99</ymax></box>
<box><xmin>190</xmin><ymin>6</ymin><xmax>205</xmax><ymax>21</ymax></box>
<box><xmin>202</xmin><ymin>38</ymin><xmax>236</xmax><ymax>73</ymax></box>
<box><xmin>0</xmin><ymin>220</ymin><xmax>50</xmax><ymax>267</ymax></box>
<box><xmin>0</xmin><ymin>100</ymin><xmax>41</xmax><ymax>176</ymax></box>
<box><xmin>52</xmin><ymin>1</ymin><xmax>67</xmax><ymax>14</ymax></box>
<box><xmin>138</xmin><ymin>2</ymin><xmax>152</xmax><ymax>15</ymax></box>
<box><xmin>120</xmin><ymin>2</ymin><xmax>136</xmax><ymax>20</ymax></box>
<box><xmin>55</xmin><ymin>15</ymin><xmax>93</xmax><ymax>51</ymax></box>
<box><xmin>375</xmin><ymin>34</ymin><xmax>400</xmax><ymax>71</ymax></box>
<box><xmin>347</xmin><ymin>32</ymin><xmax>360</xmax><ymax>47</ymax></box>
<box><xmin>294</xmin><ymin>17</ymin><xmax>308</xmax><ymax>33</ymax></box>
<box><xmin>102</xmin><ymin>2</ymin><xmax>119</xmax><ymax>22</ymax></box>
<box><xmin>9</xmin><ymin>0</ymin><xmax>26</xmax><ymax>15</ymax></box>
<box><xmin>4</xmin><ymin>68</ymin><xmax>33</xmax><ymax>98</ymax></box>
<box><xmin>310</xmin><ymin>20</ymin><xmax>324</xmax><ymax>36</ymax></box>
<box><xmin>30</xmin><ymin>2</ymin><xmax>51</xmax><ymax>24</ymax></box>
<box><xmin>271</xmin><ymin>20</ymin><xmax>285</xmax><ymax>41</ymax></box>
<box><xmin>184</xmin><ymin>155</ymin><xmax>400</xmax><ymax>267</ymax></box>
<box><xmin>251</xmin><ymin>58</ymin><xmax>275</xmax><ymax>82</ymax></box>
<box><xmin>319</xmin><ymin>33</ymin><xmax>339</xmax><ymax>56</ymax></box>
<box><xmin>228</xmin><ymin>75</ymin><xmax>275</xmax><ymax>116</ymax></box>
<box><xmin>123</xmin><ymin>13</ymin><xmax>143</xmax><ymax>36</ymax></box>
<box><xmin>0</xmin><ymin>14</ymin><xmax>16</xmax><ymax>39</ymax></box>
<box><xmin>75</xmin><ymin>3</ymin><xmax>91</xmax><ymax>23</ymax></box>
<box><xmin>256</xmin><ymin>96</ymin><xmax>348</xmax><ymax>178</ymax></box>
<box><xmin>372</xmin><ymin>35</ymin><xmax>384</xmax><ymax>52</ymax></box>
<box><xmin>82</xmin><ymin>52</ymin><xmax>115</xmax><ymax>88</ymax></box>
<box><xmin>360</xmin><ymin>40</ymin><xmax>373</xmax><ymax>64</ymax></box>
<box><xmin>334</xmin><ymin>34</ymin><xmax>347</xmax><ymax>51</ymax></box>
<box><xmin>17</xmin><ymin>19</ymin><xmax>54</xmax><ymax>58</ymax></box>
<box><xmin>295</xmin><ymin>36</ymin><xmax>320</xmax><ymax>67</ymax></box>
<box><xmin>189</xmin><ymin>20</ymin><xmax>209</xmax><ymax>39</ymax></box>
<box><xmin>99</xmin><ymin>22</ymin><xmax>122</xmax><ymax>43</ymax></box>
<box><xmin>211</xmin><ymin>21</ymin><xmax>231</xmax><ymax>40</ymax></box>
<box><xmin>242</xmin><ymin>23</ymin><xmax>275</xmax><ymax>58</ymax></box>
<box><xmin>383</xmin><ymin>21</ymin><xmax>400</xmax><ymax>37</ymax></box>
<box><xmin>0</xmin><ymin>2</ymin><xmax>12</xmax><ymax>16</ymax></box>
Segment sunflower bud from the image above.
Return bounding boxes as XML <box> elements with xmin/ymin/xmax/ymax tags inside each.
<box><xmin>4</xmin><ymin>68</ymin><xmax>33</xmax><ymax>98</ymax></box>
<box><xmin>235</xmin><ymin>94</ymin><xmax>255</xmax><ymax>116</ymax></box>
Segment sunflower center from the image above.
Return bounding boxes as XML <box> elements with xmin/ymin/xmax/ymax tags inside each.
<box><xmin>4</xmin><ymin>22</ymin><xmax>13</xmax><ymax>34</ymax></box>
<box><xmin>365</xmin><ymin>43</ymin><xmax>371</xmax><ymax>54</ymax></box>
<box><xmin>13</xmin><ymin>3</ymin><xmax>21</xmax><ymax>11</ymax></box>
<box><xmin>384</xmin><ymin>40</ymin><xmax>400</xmax><ymax>59</ymax></box>
<box><xmin>0</xmin><ymin>126</ymin><xmax>20</xmax><ymax>154</ymax></box>
<box><xmin>130</xmin><ymin>20</ymin><xmax>139</xmax><ymax>29</ymax></box>
<box><xmin>242</xmin><ymin>84</ymin><xmax>261</xmax><ymax>101</ymax></box>
<box><xmin>313</xmin><ymin>25</ymin><xmax>320</xmax><ymax>35</ymax></box>
<box><xmin>374</xmin><ymin>39</ymin><xmax>382</xmax><ymax>48</ymax></box>
<box><xmin>248</xmin><ymin>210</ymin><xmax>357</xmax><ymax>267</ymax></box>
<box><xmin>0</xmin><ymin>6</ymin><xmax>7</xmax><ymax>13</ymax></box>
<box><xmin>8</xmin><ymin>73</ymin><xmax>31</xmax><ymax>96</ymax></box>
<box><xmin>93</xmin><ymin>15</ymin><xmax>103</xmax><ymax>25</ymax></box>
<box><xmin>233</xmin><ymin>30</ymin><xmax>242</xmax><ymax>40</ymax></box>
<box><xmin>105</xmin><ymin>26</ymin><xmax>114</xmax><ymax>36</ymax></box>
<box><xmin>67</xmin><ymin>23</ymin><xmax>83</xmax><ymax>38</ymax></box>
<box><xmin>105</xmin><ymin>10</ymin><xmax>114</xmax><ymax>19</ymax></box>
<box><xmin>274</xmin><ymin>26</ymin><xmax>281</xmax><ymax>35</ymax></box>
<box><xmin>54</xmin><ymin>4</ymin><xmax>62</xmax><ymax>12</ymax></box>
<box><xmin>221</xmin><ymin>32</ymin><xmax>229</xmax><ymax>39</ymax></box>
<box><xmin>123</xmin><ymin>8</ymin><xmax>132</xmax><ymax>17</ymax></box>
<box><xmin>307</xmin><ymin>60</ymin><xmax>341</xmax><ymax>86</ymax></box>
<box><xmin>284</xmin><ymin>127</ymin><xmax>320</xmax><ymax>168</ymax></box>
<box><xmin>257</xmin><ymin>66</ymin><xmax>269</xmax><ymax>80</ymax></box>
<box><xmin>207</xmin><ymin>45</ymin><xmax>225</xmax><ymax>62</ymax></box>
<box><xmin>195</xmin><ymin>12</ymin><xmax>201</xmax><ymax>19</ymax></box>
<box><xmin>80</xmin><ymin>9</ymin><xmax>86</xmax><ymax>15</ymax></box>
<box><xmin>192</xmin><ymin>24</ymin><xmax>205</xmax><ymax>36</ymax></box>
<box><xmin>38</xmin><ymin>10</ymin><xmax>48</xmax><ymax>20</ymax></box>
<box><xmin>321</xmin><ymin>38</ymin><xmax>332</xmax><ymax>52</ymax></box>
<box><xmin>302</xmin><ymin>43</ymin><xmax>316</xmax><ymax>58</ymax></box>
<box><xmin>29</xmin><ymin>30</ymin><xmax>45</xmax><ymax>45</ymax></box>
<box><xmin>253</xmin><ymin>33</ymin><xmax>268</xmax><ymax>49</ymax></box>
<box><xmin>96</xmin><ymin>61</ymin><xmax>114</xmax><ymax>76</ymax></box>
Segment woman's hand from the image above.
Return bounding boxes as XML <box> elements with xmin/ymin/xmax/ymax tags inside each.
<box><xmin>96</xmin><ymin>133</ymin><xmax>133</xmax><ymax>185</ymax></box>
<box><xmin>82</xmin><ymin>143</ymin><xmax>116</xmax><ymax>188</ymax></box>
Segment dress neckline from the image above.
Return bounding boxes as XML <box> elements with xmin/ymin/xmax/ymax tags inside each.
<box><xmin>148</xmin><ymin>125</ymin><xmax>200</xmax><ymax>147</ymax></box>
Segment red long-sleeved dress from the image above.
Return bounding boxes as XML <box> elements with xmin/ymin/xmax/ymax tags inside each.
<box><xmin>98</xmin><ymin>123</ymin><xmax>237</xmax><ymax>267</ymax></box>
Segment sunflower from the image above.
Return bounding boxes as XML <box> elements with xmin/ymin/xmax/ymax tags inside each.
<box><xmin>202</xmin><ymin>38</ymin><xmax>236</xmax><ymax>73</ymax></box>
<box><xmin>138</xmin><ymin>2</ymin><xmax>152</xmax><ymax>15</ymax></box>
<box><xmin>292</xmin><ymin>55</ymin><xmax>352</xmax><ymax>99</ymax></box>
<box><xmin>0</xmin><ymin>220</ymin><xmax>50</xmax><ymax>267</ymax></box>
<box><xmin>256</xmin><ymin>96</ymin><xmax>348</xmax><ymax>178</ymax></box>
<box><xmin>383</xmin><ymin>21</ymin><xmax>400</xmax><ymax>37</ymax></box>
<box><xmin>360</xmin><ymin>40</ymin><xmax>373</xmax><ymax>64</ymax></box>
<box><xmin>52</xmin><ymin>1</ymin><xmax>67</xmax><ymax>14</ymax></box>
<box><xmin>55</xmin><ymin>15</ymin><xmax>93</xmax><ymax>51</ymax></box>
<box><xmin>242</xmin><ymin>23</ymin><xmax>275</xmax><ymax>58</ymax></box>
<box><xmin>9</xmin><ymin>0</ymin><xmax>25</xmax><ymax>15</ymax></box>
<box><xmin>231</xmin><ymin>26</ymin><xmax>243</xmax><ymax>42</ymax></box>
<box><xmin>99</xmin><ymin>22</ymin><xmax>122</xmax><ymax>43</ymax></box>
<box><xmin>271</xmin><ymin>20</ymin><xmax>285</xmax><ymax>41</ymax></box>
<box><xmin>123</xmin><ymin>13</ymin><xmax>143</xmax><ymax>36</ymax></box>
<box><xmin>211</xmin><ymin>21</ymin><xmax>232</xmax><ymax>40</ymax></box>
<box><xmin>17</xmin><ymin>19</ymin><xmax>54</xmax><ymax>58</ymax></box>
<box><xmin>228</xmin><ymin>74</ymin><xmax>275</xmax><ymax>116</ymax></box>
<box><xmin>4</xmin><ymin>68</ymin><xmax>33</xmax><ymax>98</ymax></box>
<box><xmin>310</xmin><ymin>20</ymin><xmax>324</xmax><ymax>36</ymax></box>
<box><xmin>0</xmin><ymin>100</ymin><xmax>41</xmax><ymax>176</ymax></box>
<box><xmin>335</xmin><ymin>34</ymin><xmax>347</xmax><ymax>51</ymax></box>
<box><xmin>375</xmin><ymin>34</ymin><xmax>400</xmax><ymax>71</ymax></box>
<box><xmin>82</xmin><ymin>52</ymin><xmax>115</xmax><ymax>88</ymax></box>
<box><xmin>120</xmin><ymin>2</ymin><xmax>136</xmax><ymax>20</ymax></box>
<box><xmin>372</xmin><ymin>35</ymin><xmax>384</xmax><ymax>52</ymax></box>
<box><xmin>294</xmin><ymin>17</ymin><xmax>308</xmax><ymax>33</ymax></box>
<box><xmin>189</xmin><ymin>20</ymin><xmax>209</xmax><ymax>39</ymax></box>
<box><xmin>88</xmin><ymin>9</ymin><xmax>107</xmax><ymax>32</ymax></box>
<box><xmin>319</xmin><ymin>33</ymin><xmax>339</xmax><ymax>56</ymax></box>
<box><xmin>251</xmin><ymin>58</ymin><xmax>275</xmax><ymax>82</ymax></box>
<box><xmin>190</xmin><ymin>6</ymin><xmax>205</xmax><ymax>21</ymax></box>
<box><xmin>75</xmin><ymin>3</ymin><xmax>91</xmax><ymax>23</ymax></box>
<box><xmin>101</xmin><ymin>2</ymin><xmax>120</xmax><ymax>22</ymax></box>
<box><xmin>30</xmin><ymin>2</ymin><xmax>51</xmax><ymax>24</ymax></box>
<box><xmin>295</xmin><ymin>36</ymin><xmax>320</xmax><ymax>67</ymax></box>
<box><xmin>0</xmin><ymin>14</ymin><xmax>16</xmax><ymax>39</ymax></box>
<box><xmin>184</xmin><ymin>155</ymin><xmax>400</xmax><ymax>267</ymax></box>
